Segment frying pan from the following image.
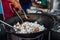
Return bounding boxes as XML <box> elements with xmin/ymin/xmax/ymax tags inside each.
<box><xmin>4</xmin><ymin>13</ymin><xmax>55</xmax><ymax>38</ymax></box>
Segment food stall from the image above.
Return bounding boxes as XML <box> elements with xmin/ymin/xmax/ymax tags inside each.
<box><xmin>0</xmin><ymin>0</ymin><xmax>60</xmax><ymax>40</ymax></box>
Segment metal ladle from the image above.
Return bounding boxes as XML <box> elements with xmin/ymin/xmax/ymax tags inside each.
<box><xmin>0</xmin><ymin>20</ymin><xmax>15</xmax><ymax>32</ymax></box>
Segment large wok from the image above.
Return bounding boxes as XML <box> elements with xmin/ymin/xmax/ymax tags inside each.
<box><xmin>4</xmin><ymin>13</ymin><xmax>55</xmax><ymax>38</ymax></box>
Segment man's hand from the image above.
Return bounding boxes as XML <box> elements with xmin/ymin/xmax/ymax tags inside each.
<box><xmin>8</xmin><ymin>0</ymin><xmax>22</xmax><ymax>13</ymax></box>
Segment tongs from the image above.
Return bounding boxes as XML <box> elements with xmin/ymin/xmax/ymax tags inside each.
<box><xmin>9</xmin><ymin>3</ymin><xmax>31</xmax><ymax>24</ymax></box>
<box><xmin>11</xmin><ymin>3</ymin><xmax>31</xmax><ymax>21</ymax></box>
<box><xmin>13</xmin><ymin>7</ymin><xmax>31</xmax><ymax>21</ymax></box>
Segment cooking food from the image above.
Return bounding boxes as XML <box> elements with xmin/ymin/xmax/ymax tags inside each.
<box><xmin>13</xmin><ymin>22</ymin><xmax>45</xmax><ymax>34</ymax></box>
